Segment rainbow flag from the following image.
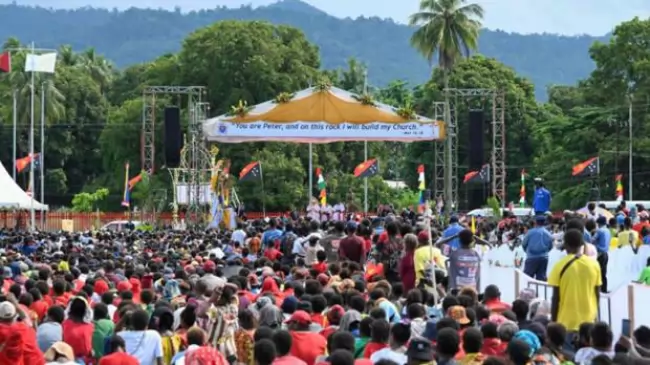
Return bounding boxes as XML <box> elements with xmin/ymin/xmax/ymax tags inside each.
<box><xmin>616</xmin><ymin>174</ymin><xmax>623</xmax><ymax>201</ymax></box>
<box><xmin>316</xmin><ymin>168</ymin><xmax>326</xmax><ymax>206</ymax></box>
<box><xmin>417</xmin><ymin>164</ymin><xmax>425</xmax><ymax>212</ymax></box>
<box><xmin>519</xmin><ymin>169</ymin><xmax>526</xmax><ymax>207</ymax></box>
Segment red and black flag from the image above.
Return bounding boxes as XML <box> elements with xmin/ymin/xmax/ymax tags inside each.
<box><xmin>463</xmin><ymin>164</ymin><xmax>490</xmax><ymax>184</ymax></box>
<box><xmin>16</xmin><ymin>153</ymin><xmax>40</xmax><ymax>173</ymax></box>
<box><xmin>353</xmin><ymin>158</ymin><xmax>379</xmax><ymax>178</ymax></box>
<box><xmin>572</xmin><ymin>156</ymin><xmax>599</xmax><ymax>177</ymax></box>
<box><xmin>239</xmin><ymin>161</ymin><xmax>262</xmax><ymax>182</ymax></box>
<box><xmin>0</xmin><ymin>51</ymin><xmax>10</xmax><ymax>73</ymax></box>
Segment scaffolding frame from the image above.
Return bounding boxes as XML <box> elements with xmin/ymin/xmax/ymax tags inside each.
<box><xmin>141</xmin><ymin>86</ymin><xmax>207</xmax><ymax>172</ymax></box>
<box><xmin>444</xmin><ymin>88</ymin><xmax>506</xmax><ymax>206</ymax></box>
<box><xmin>141</xmin><ymin>86</ymin><xmax>208</xmax><ymax>227</ymax></box>
<box><xmin>433</xmin><ymin>102</ymin><xmax>447</xmax><ymax>201</ymax></box>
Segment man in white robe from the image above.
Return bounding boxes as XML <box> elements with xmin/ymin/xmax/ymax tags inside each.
<box><xmin>307</xmin><ymin>199</ymin><xmax>321</xmax><ymax>221</ymax></box>
<box><xmin>333</xmin><ymin>202</ymin><xmax>345</xmax><ymax>221</ymax></box>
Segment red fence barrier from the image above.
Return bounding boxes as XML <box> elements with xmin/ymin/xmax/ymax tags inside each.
<box><xmin>0</xmin><ymin>211</ymin><xmax>288</xmax><ymax>231</ymax></box>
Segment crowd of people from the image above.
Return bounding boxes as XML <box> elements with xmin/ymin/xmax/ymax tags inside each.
<box><xmin>0</xmin><ymin>208</ymin><xmax>649</xmax><ymax>365</ymax></box>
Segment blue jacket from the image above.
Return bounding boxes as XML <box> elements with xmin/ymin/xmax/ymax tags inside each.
<box><xmin>443</xmin><ymin>223</ymin><xmax>463</xmax><ymax>250</ymax></box>
<box><xmin>533</xmin><ymin>187</ymin><xmax>551</xmax><ymax>213</ymax></box>
<box><xmin>522</xmin><ymin>227</ymin><xmax>553</xmax><ymax>258</ymax></box>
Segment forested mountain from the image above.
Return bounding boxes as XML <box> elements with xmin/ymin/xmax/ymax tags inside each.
<box><xmin>0</xmin><ymin>9</ymin><xmax>648</xmax><ymax>214</ymax></box>
<box><xmin>0</xmin><ymin>1</ymin><xmax>603</xmax><ymax>99</ymax></box>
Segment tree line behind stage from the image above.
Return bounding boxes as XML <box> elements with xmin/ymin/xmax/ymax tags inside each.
<box><xmin>0</xmin><ymin>18</ymin><xmax>648</xmax><ymax>212</ymax></box>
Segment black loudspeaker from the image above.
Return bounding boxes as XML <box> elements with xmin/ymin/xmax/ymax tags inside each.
<box><xmin>424</xmin><ymin>189</ymin><xmax>431</xmax><ymax>201</ymax></box>
<box><xmin>164</xmin><ymin>107</ymin><xmax>182</xmax><ymax>168</ymax></box>
<box><xmin>467</xmin><ymin>110</ymin><xmax>486</xmax><ymax>210</ymax></box>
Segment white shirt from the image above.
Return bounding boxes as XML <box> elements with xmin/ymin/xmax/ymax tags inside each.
<box><xmin>370</xmin><ymin>347</ymin><xmax>408</xmax><ymax>364</ymax></box>
<box><xmin>118</xmin><ymin>329</ymin><xmax>163</xmax><ymax>365</ymax></box>
<box><xmin>307</xmin><ymin>204</ymin><xmax>320</xmax><ymax>221</ymax></box>
<box><xmin>232</xmin><ymin>229</ymin><xmax>246</xmax><ymax>245</ymax></box>
<box><xmin>574</xmin><ymin>347</ymin><xmax>614</xmax><ymax>364</ymax></box>
<box><xmin>333</xmin><ymin>203</ymin><xmax>345</xmax><ymax>221</ymax></box>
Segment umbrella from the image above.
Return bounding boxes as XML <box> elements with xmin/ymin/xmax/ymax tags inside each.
<box><xmin>576</xmin><ymin>207</ymin><xmax>614</xmax><ymax>220</ymax></box>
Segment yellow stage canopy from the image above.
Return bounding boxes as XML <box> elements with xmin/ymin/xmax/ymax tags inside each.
<box><xmin>203</xmin><ymin>86</ymin><xmax>445</xmax><ymax>143</ymax></box>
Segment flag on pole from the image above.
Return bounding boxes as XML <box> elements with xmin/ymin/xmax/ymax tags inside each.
<box><xmin>417</xmin><ymin>164</ymin><xmax>426</xmax><ymax>212</ymax></box>
<box><xmin>519</xmin><ymin>169</ymin><xmax>526</xmax><ymax>207</ymax></box>
<box><xmin>121</xmin><ymin>163</ymin><xmax>131</xmax><ymax>208</ymax></box>
<box><xmin>239</xmin><ymin>161</ymin><xmax>262</xmax><ymax>182</ymax></box>
<box><xmin>24</xmin><ymin>53</ymin><xmax>57</xmax><ymax>73</ymax></box>
<box><xmin>353</xmin><ymin>159</ymin><xmax>379</xmax><ymax>178</ymax></box>
<box><xmin>15</xmin><ymin>153</ymin><xmax>40</xmax><ymax>173</ymax></box>
<box><xmin>616</xmin><ymin>174</ymin><xmax>624</xmax><ymax>201</ymax></box>
<box><xmin>463</xmin><ymin>164</ymin><xmax>490</xmax><ymax>184</ymax></box>
<box><xmin>316</xmin><ymin>168</ymin><xmax>326</xmax><ymax>206</ymax></box>
<box><xmin>0</xmin><ymin>51</ymin><xmax>11</xmax><ymax>73</ymax></box>
<box><xmin>571</xmin><ymin>157</ymin><xmax>599</xmax><ymax>177</ymax></box>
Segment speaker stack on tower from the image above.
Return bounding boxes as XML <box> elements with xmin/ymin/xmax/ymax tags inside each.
<box><xmin>467</xmin><ymin>110</ymin><xmax>486</xmax><ymax>210</ymax></box>
<box><xmin>164</xmin><ymin>107</ymin><xmax>182</xmax><ymax>168</ymax></box>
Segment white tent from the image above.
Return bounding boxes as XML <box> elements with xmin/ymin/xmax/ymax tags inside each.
<box><xmin>0</xmin><ymin>161</ymin><xmax>48</xmax><ymax>211</ymax></box>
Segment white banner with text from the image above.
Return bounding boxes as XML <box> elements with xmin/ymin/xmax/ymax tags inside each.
<box><xmin>204</xmin><ymin>120</ymin><xmax>445</xmax><ymax>143</ymax></box>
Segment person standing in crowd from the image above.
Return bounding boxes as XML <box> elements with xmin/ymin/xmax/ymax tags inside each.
<box><xmin>592</xmin><ymin>216</ymin><xmax>611</xmax><ymax>292</ymax></box>
<box><xmin>443</xmin><ymin>216</ymin><xmax>463</xmax><ymax>252</ymax></box>
<box><xmin>447</xmin><ymin>229</ymin><xmax>481</xmax><ymax>291</ymax></box>
<box><xmin>321</xmin><ymin>221</ymin><xmax>345</xmax><ymax>262</ymax></box>
<box><xmin>532</xmin><ymin>177</ymin><xmax>551</xmax><ymax>215</ymax></box>
<box><xmin>338</xmin><ymin>221</ymin><xmax>367</xmax><ymax>265</ymax></box>
<box><xmin>399</xmin><ymin>233</ymin><xmax>418</xmax><ymax>294</ymax></box>
<box><xmin>618</xmin><ymin>217</ymin><xmax>640</xmax><ymax>248</ymax></box>
<box><xmin>522</xmin><ymin>215</ymin><xmax>554</xmax><ymax>280</ymax></box>
<box><xmin>117</xmin><ymin>309</ymin><xmax>164</xmax><ymax>365</ymax></box>
<box><xmin>548</xmin><ymin>229</ymin><xmax>601</xmax><ymax>349</ymax></box>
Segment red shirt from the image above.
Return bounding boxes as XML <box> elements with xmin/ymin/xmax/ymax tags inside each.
<box><xmin>0</xmin><ymin>321</ymin><xmax>45</xmax><ymax>365</ymax></box>
<box><xmin>363</xmin><ymin>342</ymin><xmax>388</xmax><ymax>358</ymax></box>
<box><xmin>290</xmin><ymin>331</ymin><xmax>327</xmax><ymax>365</ymax></box>
<box><xmin>338</xmin><ymin>235</ymin><xmax>366</xmax><ymax>263</ymax></box>
<box><xmin>265</xmin><ymin>248</ymin><xmax>283</xmax><ymax>261</ymax></box>
<box><xmin>30</xmin><ymin>300</ymin><xmax>49</xmax><ymax>321</ymax></box>
<box><xmin>311</xmin><ymin>313</ymin><xmax>326</xmax><ymax>328</ymax></box>
<box><xmin>481</xmin><ymin>338</ymin><xmax>506</xmax><ymax>356</ymax></box>
<box><xmin>98</xmin><ymin>352</ymin><xmax>140</xmax><ymax>365</ymax></box>
<box><xmin>312</xmin><ymin>262</ymin><xmax>328</xmax><ymax>274</ymax></box>
<box><xmin>485</xmin><ymin>299</ymin><xmax>511</xmax><ymax>314</ymax></box>
<box><xmin>62</xmin><ymin>319</ymin><xmax>94</xmax><ymax>357</ymax></box>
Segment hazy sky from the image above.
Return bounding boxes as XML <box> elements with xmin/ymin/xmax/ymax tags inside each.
<box><xmin>3</xmin><ymin>0</ymin><xmax>649</xmax><ymax>36</ymax></box>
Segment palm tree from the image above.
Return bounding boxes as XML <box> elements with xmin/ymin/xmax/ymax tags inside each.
<box><xmin>80</xmin><ymin>48</ymin><xmax>113</xmax><ymax>91</ymax></box>
<box><xmin>409</xmin><ymin>0</ymin><xmax>484</xmax><ymax>213</ymax></box>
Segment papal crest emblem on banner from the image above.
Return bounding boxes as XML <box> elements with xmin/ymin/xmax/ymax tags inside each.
<box><xmin>217</xmin><ymin>124</ymin><xmax>227</xmax><ymax>134</ymax></box>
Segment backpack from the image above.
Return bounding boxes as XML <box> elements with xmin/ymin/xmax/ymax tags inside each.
<box><xmin>281</xmin><ymin>232</ymin><xmax>297</xmax><ymax>257</ymax></box>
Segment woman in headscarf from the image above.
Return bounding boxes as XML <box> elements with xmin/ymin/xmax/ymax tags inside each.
<box><xmin>258</xmin><ymin>303</ymin><xmax>284</xmax><ymax>329</ymax></box>
<box><xmin>62</xmin><ymin>296</ymin><xmax>94</xmax><ymax>363</ymax></box>
<box><xmin>208</xmin><ymin>284</ymin><xmax>239</xmax><ymax>363</ymax></box>
<box><xmin>256</xmin><ymin>276</ymin><xmax>284</xmax><ymax>305</ymax></box>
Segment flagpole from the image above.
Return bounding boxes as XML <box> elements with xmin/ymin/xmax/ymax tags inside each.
<box><xmin>260</xmin><ymin>162</ymin><xmax>266</xmax><ymax>218</ymax></box>
<box><xmin>364</xmin><ymin>141</ymin><xmax>368</xmax><ymax>214</ymax></box>
<box><xmin>363</xmin><ymin>68</ymin><xmax>369</xmax><ymax>215</ymax></box>
<box><xmin>12</xmin><ymin>89</ymin><xmax>17</xmax><ymax>181</ymax></box>
<box><xmin>29</xmin><ymin>41</ymin><xmax>35</xmax><ymax>231</ymax></box>
<box><xmin>40</xmin><ymin>81</ymin><xmax>45</xmax><ymax>229</ymax></box>
<box><xmin>308</xmin><ymin>143</ymin><xmax>313</xmax><ymax>205</ymax></box>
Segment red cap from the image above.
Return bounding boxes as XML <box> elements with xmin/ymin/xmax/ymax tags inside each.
<box><xmin>326</xmin><ymin>305</ymin><xmax>345</xmax><ymax>323</ymax></box>
<box><xmin>417</xmin><ymin>231</ymin><xmax>430</xmax><ymax>242</ymax></box>
<box><xmin>203</xmin><ymin>260</ymin><xmax>216</xmax><ymax>272</ymax></box>
<box><xmin>116</xmin><ymin>281</ymin><xmax>132</xmax><ymax>292</ymax></box>
<box><xmin>284</xmin><ymin>310</ymin><xmax>311</xmax><ymax>324</ymax></box>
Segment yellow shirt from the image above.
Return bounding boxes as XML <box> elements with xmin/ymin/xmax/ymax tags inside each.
<box><xmin>547</xmin><ymin>254</ymin><xmax>602</xmax><ymax>331</ymax></box>
<box><xmin>609</xmin><ymin>237</ymin><xmax>619</xmax><ymax>250</ymax></box>
<box><xmin>617</xmin><ymin>230</ymin><xmax>640</xmax><ymax>248</ymax></box>
<box><xmin>414</xmin><ymin>245</ymin><xmax>446</xmax><ymax>283</ymax></box>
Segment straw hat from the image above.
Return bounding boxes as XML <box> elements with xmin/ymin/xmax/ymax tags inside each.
<box><xmin>44</xmin><ymin>341</ymin><xmax>75</xmax><ymax>362</ymax></box>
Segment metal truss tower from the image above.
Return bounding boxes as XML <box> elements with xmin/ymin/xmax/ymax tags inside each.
<box><xmin>141</xmin><ymin>86</ymin><xmax>208</xmax><ymax>227</ymax></box>
<box><xmin>141</xmin><ymin>86</ymin><xmax>207</xmax><ymax>172</ymax></box>
<box><xmin>444</xmin><ymin>88</ymin><xmax>506</xmax><ymax>207</ymax></box>
<box><xmin>433</xmin><ymin>102</ymin><xmax>447</xmax><ymax>201</ymax></box>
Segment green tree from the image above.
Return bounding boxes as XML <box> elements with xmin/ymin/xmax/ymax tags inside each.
<box><xmin>409</xmin><ymin>0</ymin><xmax>484</xmax><ymax>210</ymax></box>
<box><xmin>71</xmin><ymin>188</ymin><xmax>109</xmax><ymax>212</ymax></box>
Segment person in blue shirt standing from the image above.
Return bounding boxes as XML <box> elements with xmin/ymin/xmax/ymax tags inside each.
<box><xmin>442</xmin><ymin>215</ymin><xmax>463</xmax><ymax>251</ymax></box>
<box><xmin>532</xmin><ymin>177</ymin><xmax>552</xmax><ymax>215</ymax></box>
<box><xmin>522</xmin><ymin>215</ymin><xmax>554</xmax><ymax>280</ymax></box>
<box><xmin>261</xmin><ymin>218</ymin><xmax>283</xmax><ymax>248</ymax></box>
<box><xmin>592</xmin><ymin>216</ymin><xmax>611</xmax><ymax>292</ymax></box>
